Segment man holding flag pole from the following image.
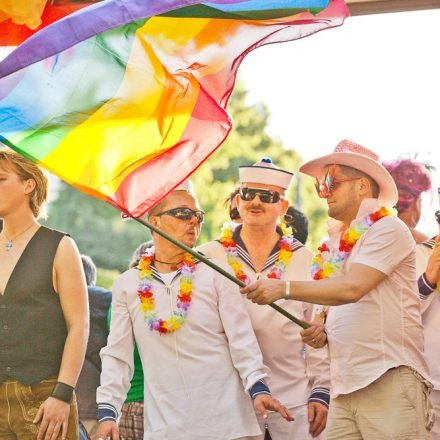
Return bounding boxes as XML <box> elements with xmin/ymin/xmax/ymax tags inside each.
<box><xmin>95</xmin><ymin>181</ymin><xmax>293</xmax><ymax>439</ymax></box>
<box><xmin>241</xmin><ymin>140</ymin><xmax>434</xmax><ymax>439</ymax></box>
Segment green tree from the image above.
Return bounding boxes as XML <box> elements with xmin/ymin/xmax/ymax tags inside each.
<box><xmin>43</xmin><ymin>184</ymin><xmax>150</xmax><ymax>272</ymax></box>
<box><xmin>44</xmin><ymin>83</ymin><xmax>327</xmax><ymax>272</ymax></box>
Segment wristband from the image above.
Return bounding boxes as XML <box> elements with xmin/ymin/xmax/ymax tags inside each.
<box><xmin>284</xmin><ymin>281</ymin><xmax>291</xmax><ymax>300</ymax></box>
<box><xmin>51</xmin><ymin>382</ymin><xmax>74</xmax><ymax>403</ymax></box>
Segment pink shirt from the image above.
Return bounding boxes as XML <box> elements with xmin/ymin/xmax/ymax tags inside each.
<box><xmin>325</xmin><ymin>199</ymin><xmax>430</xmax><ymax>397</ymax></box>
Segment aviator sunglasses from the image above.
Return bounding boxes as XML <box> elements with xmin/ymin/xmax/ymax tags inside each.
<box><xmin>239</xmin><ymin>187</ymin><xmax>284</xmax><ymax>204</ymax></box>
<box><xmin>315</xmin><ymin>164</ymin><xmax>361</xmax><ymax>198</ymax></box>
<box><xmin>153</xmin><ymin>207</ymin><xmax>205</xmax><ymax>223</ymax></box>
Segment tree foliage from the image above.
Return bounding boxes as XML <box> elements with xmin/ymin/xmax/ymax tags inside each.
<box><xmin>191</xmin><ymin>84</ymin><xmax>328</xmax><ymax>246</ymax></box>
<box><xmin>44</xmin><ymin>84</ymin><xmax>327</xmax><ymax>272</ymax></box>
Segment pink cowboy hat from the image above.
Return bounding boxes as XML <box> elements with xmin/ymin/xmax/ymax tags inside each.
<box><xmin>299</xmin><ymin>139</ymin><xmax>398</xmax><ymax>207</ymax></box>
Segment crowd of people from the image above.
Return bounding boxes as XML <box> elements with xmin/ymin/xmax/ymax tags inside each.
<box><xmin>0</xmin><ymin>140</ymin><xmax>439</xmax><ymax>440</ymax></box>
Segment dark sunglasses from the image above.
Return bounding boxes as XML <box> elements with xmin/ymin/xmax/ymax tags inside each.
<box><xmin>229</xmin><ymin>207</ymin><xmax>241</xmax><ymax>221</ymax></box>
<box><xmin>154</xmin><ymin>207</ymin><xmax>204</xmax><ymax>223</ymax></box>
<box><xmin>315</xmin><ymin>164</ymin><xmax>360</xmax><ymax>198</ymax></box>
<box><xmin>239</xmin><ymin>187</ymin><xmax>283</xmax><ymax>204</ymax></box>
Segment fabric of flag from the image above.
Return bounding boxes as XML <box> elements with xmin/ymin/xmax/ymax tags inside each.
<box><xmin>0</xmin><ymin>0</ymin><xmax>349</xmax><ymax>217</ymax></box>
<box><xmin>0</xmin><ymin>0</ymin><xmax>100</xmax><ymax>46</ymax></box>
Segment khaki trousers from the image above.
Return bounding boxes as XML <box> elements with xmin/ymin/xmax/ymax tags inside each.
<box><xmin>0</xmin><ymin>377</ymin><xmax>79</xmax><ymax>440</ymax></box>
<box><xmin>431</xmin><ymin>389</ymin><xmax>440</xmax><ymax>440</ymax></box>
<box><xmin>325</xmin><ymin>366</ymin><xmax>434</xmax><ymax>440</ymax></box>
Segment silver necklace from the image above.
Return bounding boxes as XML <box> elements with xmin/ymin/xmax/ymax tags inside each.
<box><xmin>2</xmin><ymin>224</ymin><xmax>35</xmax><ymax>252</ymax></box>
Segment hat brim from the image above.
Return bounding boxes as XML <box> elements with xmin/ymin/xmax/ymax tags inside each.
<box><xmin>299</xmin><ymin>152</ymin><xmax>398</xmax><ymax>207</ymax></box>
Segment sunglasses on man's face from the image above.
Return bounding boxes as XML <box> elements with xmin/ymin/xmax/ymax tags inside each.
<box><xmin>154</xmin><ymin>207</ymin><xmax>205</xmax><ymax>223</ymax></box>
<box><xmin>314</xmin><ymin>164</ymin><xmax>360</xmax><ymax>198</ymax></box>
<box><xmin>239</xmin><ymin>187</ymin><xmax>283</xmax><ymax>204</ymax></box>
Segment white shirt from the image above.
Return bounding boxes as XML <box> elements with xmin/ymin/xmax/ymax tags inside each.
<box><xmin>97</xmin><ymin>259</ymin><xmax>269</xmax><ymax>440</ymax></box>
<box><xmin>416</xmin><ymin>240</ymin><xmax>440</xmax><ymax>389</ymax></box>
<box><xmin>199</xmin><ymin>228</ymin><xmax>331</xmax><ymax>409</ymax></box>
<box><xmin>325</xmin><ymin>199</ymin><xmax>430</xmax><ymax>397</ymax></box>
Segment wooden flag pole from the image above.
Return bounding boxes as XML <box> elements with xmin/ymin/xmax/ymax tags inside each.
<box><xmin>131</xmin><ymin>215</ymin><xmax>308</xmax><ymax>329</ymax></box>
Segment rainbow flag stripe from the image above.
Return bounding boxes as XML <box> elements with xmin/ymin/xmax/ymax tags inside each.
<box><xmin>0</xmin><ymin>1</ymin><xmax>101</xmax><ymax>46</ymax></box>
<box><xmin>0</xmin><ymin>0</ymin><xmax>348</xmax><ymax>217</ymax></box>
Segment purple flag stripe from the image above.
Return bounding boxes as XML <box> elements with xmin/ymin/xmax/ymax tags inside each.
<box><xmin>0</xmin><ymin>0</ymin><xmax>203</xmax><ymax>78</ymax></box>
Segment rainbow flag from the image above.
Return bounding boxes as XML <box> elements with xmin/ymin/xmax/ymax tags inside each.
<box><xmin>0</xmin><ymin>0</ymin><xmax>348</xmax><ymax>217</ymax></box>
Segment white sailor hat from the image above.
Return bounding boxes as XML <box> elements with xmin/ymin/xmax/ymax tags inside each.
<box><xmin>239</xmin><ymin>158</ymin><xmax>294</xmax><ymax>190</ymax></box>
<box><xmin>174</xmin><ymin>178</ymin><xmax>194</xmax><ymax>193</ymax></box>
<box><xmin>121</xmin><ymin>179</ymin><xmax>195</xmax><ymax>221</ymax></box>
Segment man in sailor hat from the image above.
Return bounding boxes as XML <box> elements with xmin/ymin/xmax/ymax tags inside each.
<box><xmin>200</xmin><ymin>158</ymin><xmax>331</xmax><ymax>439</ymax></box>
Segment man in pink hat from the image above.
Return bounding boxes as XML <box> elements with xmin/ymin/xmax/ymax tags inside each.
<box><xmin>240</xmin><ymin>141</ymin><xmax>434</xmax><ymax>439</ymax></box>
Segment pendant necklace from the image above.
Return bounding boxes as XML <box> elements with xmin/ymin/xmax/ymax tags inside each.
<box><xmin>1</xmin><ymin>224</ymin><xmax>35</xmax><ymax>252</ymax></box>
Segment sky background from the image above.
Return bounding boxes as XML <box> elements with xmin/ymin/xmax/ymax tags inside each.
<box><xmin>240</xmin><ymin>8</ymin><xmax>440</xmax><ymax>237</ymax></box>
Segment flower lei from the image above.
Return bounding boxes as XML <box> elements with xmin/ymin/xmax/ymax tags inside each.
<box><xmin>137</xmin><ymin>248</ymin><xmax>196</xmax><ymax>334</ymax></box>
<box><xmin>311</xmin><ymin>207</ymin><xmax>395</xmax><ymax>280</ymax></box>
<box><xmin>219</xmin><ymin>222</ymin><xmax>294</xmax><ymax>284</ymax></box>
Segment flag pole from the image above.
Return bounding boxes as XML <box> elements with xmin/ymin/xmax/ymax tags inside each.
<box><xmin>131</xmin><ymin>215</ymin><xmax>308</xmax><ymax>329</ymax></box>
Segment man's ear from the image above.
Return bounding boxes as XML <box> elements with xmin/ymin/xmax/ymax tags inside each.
<box><xmin>235</xmin><ymin>193</ymin><xmax>242</xmax><ymax>213</ymax></box>
<box><xmin>280</xmin><ymin>199</ymin><xmax>289</xmax><ymax>216</ymax></box>
<box><xmin>358</xmin><ymin>177</ymin><xmax>371</xmax><ymax>197</ymax></box>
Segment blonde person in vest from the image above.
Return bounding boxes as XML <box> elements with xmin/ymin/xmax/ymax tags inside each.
<box><xmin>416</xmin><ymin>233</ymin><xmax>440</xmax><ymax>439</ymax></box>
<box><xmin>240</xmin><ymin>141</ymin><xmax>434</xmax><ymax>439</ymax></box>
<box><xmin>0</xmin><ymin>149</ymin><xmax>88</xmax><ymax>440</ymax></box>
<box><xmin>199</xmin><ymin>158</ymin><xmax>331</xmax><ymax>439</ymax></box>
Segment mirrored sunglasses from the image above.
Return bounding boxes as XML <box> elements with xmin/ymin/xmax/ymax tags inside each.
<box><xmin>154</xmin><ymin>207</ymin><xmax>204</xmax><ymax>223</ymax></box>
<box><xmin>239</xmin><ymin>187</ymin><xmax>283</xmax><ymax>204</ymax></box>
<box><xmin>314</xmin><ymin>164</ymin><xmax>360</xmax><ymax>198</ymax></box>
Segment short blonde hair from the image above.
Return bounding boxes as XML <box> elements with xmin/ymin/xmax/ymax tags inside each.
<box><xmin>0</xmin><ymin>149</ymin><xmax>49</xmax><ymax>218</ymax></box>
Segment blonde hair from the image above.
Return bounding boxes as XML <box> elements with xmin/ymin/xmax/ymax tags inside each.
<box><xmin>0</xmin><ymin>149</ymin><xmax>49</xmax><ymax>218</ymax></box>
